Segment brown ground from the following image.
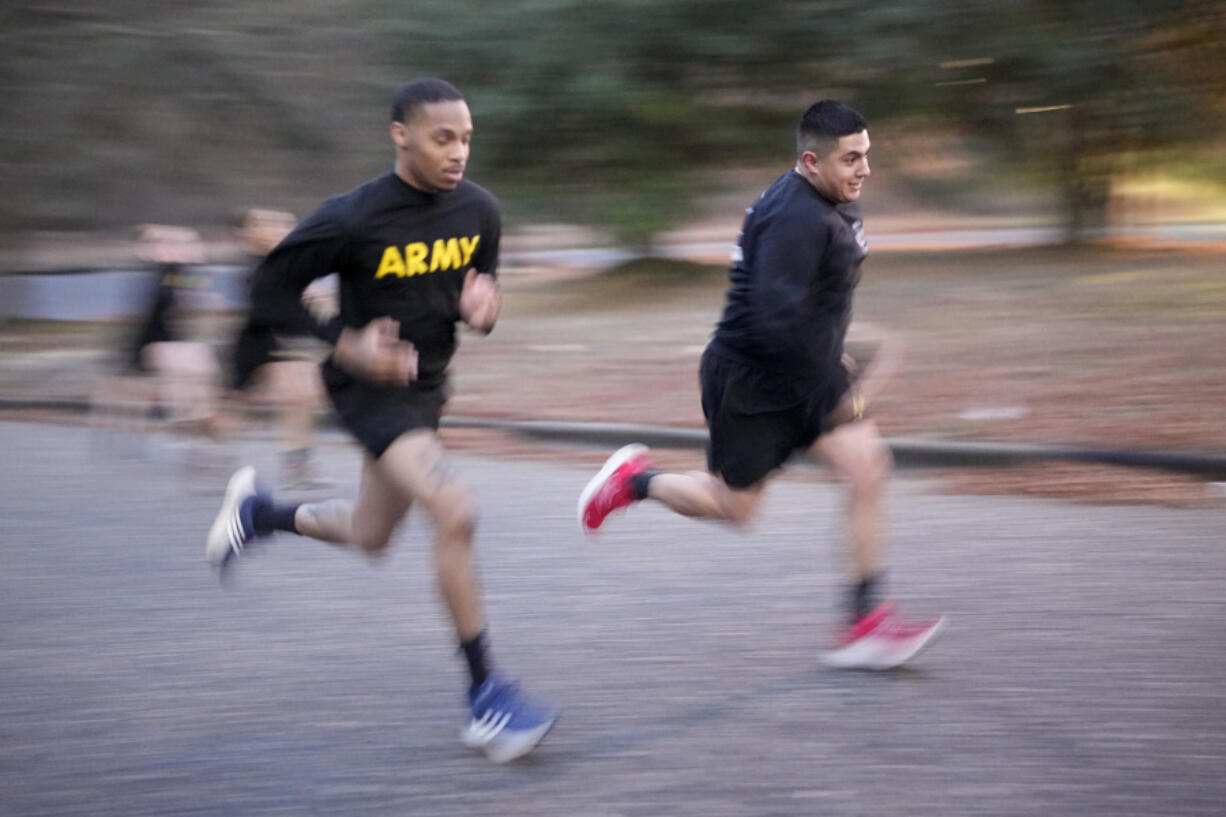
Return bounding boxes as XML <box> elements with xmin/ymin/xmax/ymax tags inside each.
<box><xmin>2</xmin><ymin>243</ymin><xmax>1224</xmax><ymax>508</ymax></box>
<box><xmin>440</xmin><ymin>245</ymin><xmax>1226</xmax><ymax>507</ymax></box>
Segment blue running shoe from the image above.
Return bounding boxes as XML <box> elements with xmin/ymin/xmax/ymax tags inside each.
<box><xmin>205</xmin><ymin>466</ymin><xmax>267</xmax><ymax>571</ymax></box>
<box><xmin>463</xmin><ymin>674</ymin><xmax>558</xmax><ymax>763</ymax></box>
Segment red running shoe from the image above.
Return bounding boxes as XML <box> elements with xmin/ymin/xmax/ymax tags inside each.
<box><xmin>823</xmin><ymin>602</ymin><xmax>947</xmax><ymax>670</ymax></box>
<box><xmin>578</xmin><ymin>444</ymin><xmax>651</xmax><ymax>532</ymax></box>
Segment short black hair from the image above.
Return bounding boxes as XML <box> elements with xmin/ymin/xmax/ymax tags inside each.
<box><xmin>796</xmin><ymin>100</ymin><xmax>868</xmax><ymax>158</ymax></box>
<box><xmin>391</xmin><ymin>77</ymin><xmax>465</xmax><ymax>124</ymax></box>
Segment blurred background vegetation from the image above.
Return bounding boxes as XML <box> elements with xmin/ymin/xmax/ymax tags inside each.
<box><xmin>2</xmin><ymin>0</ymin><xmax>1225</xmax><ymax>247</ymax></box>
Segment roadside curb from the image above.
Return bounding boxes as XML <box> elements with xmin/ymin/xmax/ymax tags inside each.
<box><xmin>445</xmin><ymin>417</ymin><xmax>1226</xmax><ymax>478</ymax></box>
<box><xmin>5</xmin><ymin>396</ymin><xmax>1226</xmax><ymax>479</ymax></box>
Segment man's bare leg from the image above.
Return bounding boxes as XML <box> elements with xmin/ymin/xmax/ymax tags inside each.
<box><xmin>268</xmin><ymin>360</ymin><xmax>322</xmax><ymax>460</ymax></box>
<box><xmin>144</xmin><ymin>341</ymin><xmax>222</xmax><ymax>435</ymax></box>
<box><xmin>365</xmin><ymin>431</ymin><xmax>484</xmax><ymax>640</ymax></box>
<box><xmin>646</xmin><ymin>471</ymin><xmax>764</xmax><ymax>525</ymax></box>
<box><xmin>203</xmin><ymin>429</ymin><xmax>557</xmax><ymax>756</ymax></box>
<box><xmin>207</xmin><ymin>429</ymin><xmax>479</xmax><ymax>638</ymax></box>
<box><xmin>579</xmin><ymin>443</ymin><xmax>764</xmax><ymax>531</ymax></box>
<box><xmin>593</xmin><ymin>422</ymin><xmax>889</xmax><ymax>568</ymax></box>
<box><xmin>244</xmin><ymin>360</ymin><xmax>324</xmax><ymax>485</ymax></box>
<box><xmin>809</xmin><ymin>420</ymin><xmax>892</xmax><ymax>582</ymax></box>
<box><xmin>809</xmin><ymin>419</ymin><xmax>947</xmax><ymax>668</ymax></box>
<box><xmin>292</xmin><ymin>455</ymin><xmax>410</xmax><ymax>554</ymax></box>
<box><xmin>291</xmin><ymin>432</ymin><xmax>482</xmax><ymax>637</ymax></box>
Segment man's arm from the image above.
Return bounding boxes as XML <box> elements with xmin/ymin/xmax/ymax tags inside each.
<box><xmin>844</xmin><ymin>321</ymin><xmax>903</xmax><ymax>406</ymax></box>
<box><xmin>333</xmin><ymin>317</ymin><xmax>418</xmax><ymax>385</ymax></box>
<box><xmin>248</xmin><ymin>200</ymin><xmax>348</xmax><ymax>345</ymax></box>
<box><xmin>458</xmin><ymin>201</ymin><xmax>502</xmax><ymax>334</ymax></box>
<box><xmin>459</xmin><ymin>268</ymin><xmax>500</xmax><ymax>333</ymax></box>
<box><xmin>831</xmin><ymin>321</ymin><xmax>904</xmax><ymax>423</ymax></box>
<box><xmin>749</xmin><ymin>208</ymin><xmax>828</xmax><ymax>373</ymax></box>
<box><xmin>248</xmin><ymin>199</ymin><xmax>417</xmax><ymax>385</ymax></box>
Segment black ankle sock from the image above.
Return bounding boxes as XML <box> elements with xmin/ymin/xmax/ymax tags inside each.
<box><xmin>460</xmin><ymin>630</ymin><xmax>492</xmax><ymax>689</ymax></box>
<box><xmin>849</xmin><ymin>573</ymin><xmax>883</xmax><ymax>621</ymax></box>
<box><xmin>252</xmin><ymin>500</ymin><xmax>300</xmax><ymax>536</ymax></box>
<box><xmin>629</xmin><ymin>470</ymin><xmax>660</xmax><ymax>500</ymax></box>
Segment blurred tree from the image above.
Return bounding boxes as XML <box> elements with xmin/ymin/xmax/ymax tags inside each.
<box><xmin>275</xmin><ymin>0</ymin><xmax>1226</xmax><ymax>244</ymax></box>
<box><xmin>914</xmin><ymin>0</ymin><xmax>1226</xmax><ymax>240</ymax></box>
<box><xmin>0</xmin><ymin>1</ymin><xmax>382</xmax><ymax>233</ymax></box>
<box><xmin>1</xmin><ymin>0</ymin><xmax>1223</xmax><ymax>245</ymax></box>
<box><xmin>365</xmin><ymin>0</ymin><xmax>869</xmax><ymax>248</ymax></box>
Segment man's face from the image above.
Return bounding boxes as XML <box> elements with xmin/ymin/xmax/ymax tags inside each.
<box><xmin>806</xmin><ymin>130</ymin><xmax>871</xmax><ymax>203</ymax></box>
<box><xmin>136</xmin><ymin>225</ymin><xmax>204</xmax><ymax>265</ymax></box>
<box><xmin>391</xmin><ymin>100</ymin><xmax>473</xmax><ymax>193</ymax></box>
<box><xmin>238</xmin><ymin>209</ymin><xmax>297</xmax><ymax>256</ymax></box>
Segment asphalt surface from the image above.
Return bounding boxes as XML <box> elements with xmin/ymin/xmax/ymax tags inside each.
<box><xmin>2</xmin><ymin>421</ymin><xmax>1225</xmax><ymax>816</ymax></box>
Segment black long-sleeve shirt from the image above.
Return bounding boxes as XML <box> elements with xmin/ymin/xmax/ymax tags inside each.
<box><xmin>249</xmin><ymin>171</ymin><xmax>500</xmax><ymax>386</ymax></box>
<box><xmin>710</xmin><ymin>169</ymin><xmax>867</xmax><ymax>398</ymax></box>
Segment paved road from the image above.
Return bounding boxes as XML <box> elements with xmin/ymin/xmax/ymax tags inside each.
<box><xmin>2</xmin><ymin>421</ymin><xmax>1224</xmax><ymax>816</ymax></box>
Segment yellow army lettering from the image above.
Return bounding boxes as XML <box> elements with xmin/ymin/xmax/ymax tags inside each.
<box><xmin>374</xmin><ymin>235</ymin><xmax>481</xmax><ymax>278</ymax></box>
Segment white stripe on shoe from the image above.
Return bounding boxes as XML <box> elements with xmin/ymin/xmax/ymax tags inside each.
<box><xmin>463</xmin><ymin>709</ymin><xmax>511</xmax><ymax>747</ymax></box>
<box><xmin>482</xmin><ymin>717</ymin><xmax>556</xmax><ymax>764</ymax></box>
<box><xmin>228</xmin><ymin>512</ymin><xmax>244</xmax><ymax>553</ymax></box>
<box><xmin>475</xmin><ymin>711</ymin><xmax>511</xmax><ymax>742</ymax></box>
<box><xmin>205</xmin><ymin>466</ymin><xmax>257</xmax><ymax>567</ymax></box>
<box><xmin>481</xmin><ymin>712</ymin><xmax>511</xmax><ymax>741</ymax></box>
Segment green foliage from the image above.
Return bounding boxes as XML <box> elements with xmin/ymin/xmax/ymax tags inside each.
<box><xmin>1</xmin><ymin>0</ymin><xmax>1223</xmax><ymax>241</ymax></box>
<box><xmin>365</xmin><ymin>0</ymin><xmax>855</xmax><ymax>246</ymax></box>
<box><xmin>905</xmin><ymin>0</ymin><xmax>1226</xmax><ymax>238</ymax></box>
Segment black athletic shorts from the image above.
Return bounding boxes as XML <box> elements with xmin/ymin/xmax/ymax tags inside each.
<box><xmin>322</xmin><ymin>361</ymin><xmax>448</xmax><ymax>459</ymax></box>
<box><xmin>699</xmin><ymin>345</ymin><xmax>849</xmax><ymax>489</ymax></box>
<box><xmin>232</xmin><ymin>323</ymin><xmax>281</xmax><ymax>390</ymax></box>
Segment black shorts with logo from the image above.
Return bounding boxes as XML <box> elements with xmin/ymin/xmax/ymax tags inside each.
<box><xmin>699</xmin><ymin>345</ymin><xmax>849</xmax><ymax>489</ymax></box>
<box><xmin>322</xmin><ymin>361</ymin><xmax>448</xmax><ymax>459</ymax></box>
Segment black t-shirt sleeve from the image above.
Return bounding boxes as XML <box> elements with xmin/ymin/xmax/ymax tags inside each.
<box><xmin>472</xmin><ymin>195</ymin><xmax>501</xmax><ymax>278</ymax></box>
<box><xmin>750</xmin><ymin>206</ymin><xmax>829</xmax><ymax>373</ymax></box>
<box><xmin>249</xmin><ymin>196</ymin><xmax>350</xmax><ymax>345</ymax></box>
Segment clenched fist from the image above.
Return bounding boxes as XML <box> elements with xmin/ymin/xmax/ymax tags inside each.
<box><xmin>459</xmin><ymin>268</ymin><xmax>500</xmax><ymax>333</ymax></box>
<box><xmin>333</xmin><ymin>317</ymin><xmax>418</xmax><ymax>386</ymax></box>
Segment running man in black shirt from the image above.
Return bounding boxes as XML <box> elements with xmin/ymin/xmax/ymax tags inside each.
<box><xmin>229</xmin><ymin>207</ymin><xmax>331</xmax><ymax>488</ymax></box>
<box><xmin>205</xmin><ymin>78</ymin><xmax>556</xmax><ymax>763</ymax></box>
<box><xmin>578</xmin><ymin>100</ymin><xmax>945</xmax><ymax>670</ymax></box>
<box><xmin>125</xmin><ymin>225</ymin><xmax>223</xmax><ymax>438</ymax></box>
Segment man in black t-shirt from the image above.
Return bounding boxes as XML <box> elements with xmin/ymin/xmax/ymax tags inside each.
<box><xmin>204</xmin><ymin>78</ymin><xmax>556</xmax><ymax>763</ymax></box>
<box><xmin>124</xmin><ymin>224</ymin><xmax>222</xmax><ymax>436</ymax></box>
<box><xmin>579</xmin><ymin>100</ymin><xmax>945</xmax><ymax>670</ymax></box>
<box><xmin>228</xmin><ymin>207</ymin><xmax>331</xmax><ymax>487</ymax></box>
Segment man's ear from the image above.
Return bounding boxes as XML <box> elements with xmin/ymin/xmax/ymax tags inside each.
<box><xmin>390</xmin><ymin>121</ymin><xmax>408</xmax><ymax>149</ymax></box>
